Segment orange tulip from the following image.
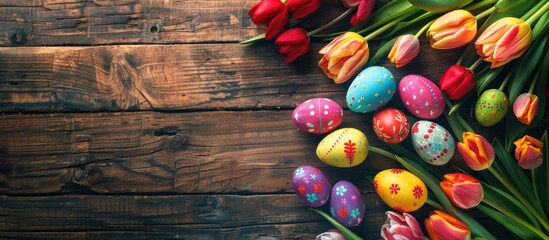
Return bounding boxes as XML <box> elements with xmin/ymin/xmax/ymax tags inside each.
<box><xmin>425</xmin><ymin>210</ymin><xmax>471</xmax><ymax>240</ymax></box>
<box><xmin>427</xmin><ymin>10</ymin><xmax>477</xmax><ymax>49</ymax></box>
<box><xmin>475</xmin><ymin>17</ymin><xmax>532</xmax><ymax>68</ymax></box>
<box><xmin>440</xmin><ymin>173</ymin><xmax>483</xmax><ymax>209</ymax></box>
<box><xmin>513</xmin><ymin>93</ymin><xmax>539</xmax><ymax>125</ymax></box>
<box><xmin>388</xmin><ymin>34</ymin><xmax>420</xmax><ymax>68</ymax></box>
<box><xmin>514</xmin><ymin>135</ymin><xmax>543</xmax><ymax>169</ymax></box>
<box><xmin>318</xmin><ymin>32</ymin><xmax>369</xmax><ymax>84</ymax></box>
<box><xmin>457</xmin><ymin>132</ymin><xmax>495</xmax><ymax>171</ymax></box>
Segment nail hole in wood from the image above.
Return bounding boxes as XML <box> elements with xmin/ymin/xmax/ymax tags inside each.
<box><xmin>150</xmin><ymin>25</ymin><xmax>159</xmax><ymax>33</ymax></box>
<box><xmin>9</xmin><ymin>30</ymin><xmax>27</xmax><ymax>45</ymax></box>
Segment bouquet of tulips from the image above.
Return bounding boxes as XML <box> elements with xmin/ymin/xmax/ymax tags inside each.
<box><xmin>243</xmin><ymin>0</ymin><xmax>548</xmax><ymax>239</ymax></box>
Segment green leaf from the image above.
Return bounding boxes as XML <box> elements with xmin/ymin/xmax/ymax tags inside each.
<box><xmin>476</xmin><ymin>67</ymin><xmax>503</xmax><ymax>96</ymax></box>
<box><xmin>482</xmin><ymin>181</ymin><xmax>540</xmax><ymax>228</ymax></box>
<box><xmin>309</xmin><ymin>209</ymin><xmax>363</xmax><ymax>240</ymax></box>
<box><xmin>240</xmin><ymin>33</ymin><xmax>266</xmax><ymax>45</ymax></box>
<box><xmin>367</xmin><ymin>37</ymin><xmax>397</xmax><ymax>67</ymax></box>
<box><xmin>350</xmin><ymin>0</ymin><xmax>415</xmax><ymax>33</ymax></box>
<box><xmin>476</xmin><ymin>204</ymin><xmax>541</xmax><ymax>239</ymax></box>
<box><xmin>532</xmin><ymin>132</ymin><xmax>549</xmax><ymax>217</ymax></box>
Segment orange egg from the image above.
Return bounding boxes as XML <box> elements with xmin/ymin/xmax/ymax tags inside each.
<box><xmin>373</xmin><ymin>169</ymin><xmax>427</xmax><ymax>212</ymax></box>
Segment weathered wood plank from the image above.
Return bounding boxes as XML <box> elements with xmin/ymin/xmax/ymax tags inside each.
<box><xmin>0</xmin><ymin>194</ymin><xmax>391</xmax><ymax>239</ymax></box>
<box><xmin>0</xmin><ymin>110</ymin><xmax>410</xmax><ymax>194</ymax></box>
<box><xmin>0</xmin><ymin>42</ymin><xmax>461</xmax><ymax>112</ymax></box>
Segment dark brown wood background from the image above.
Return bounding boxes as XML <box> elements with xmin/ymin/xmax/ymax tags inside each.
<box><xmin>0</xmin><ymin>1</ymin><xmax>521</xmax><ymax>239</ymax></box>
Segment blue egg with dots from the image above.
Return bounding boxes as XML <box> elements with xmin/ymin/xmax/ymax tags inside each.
<box><xmin>346</xmin><ymin>66</ymin><xmax>396</xmax><ymax>113</ymax></box>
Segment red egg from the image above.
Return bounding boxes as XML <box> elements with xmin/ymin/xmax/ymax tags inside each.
<box><xmin>292</xmin><ymin>98</ymin><xmax>344</xmax><ymax>134</ymax></box>
<box><xmin>372</xmin><ymin>108</ymin><xmax>410</xmax><ymax>144</ymax></box>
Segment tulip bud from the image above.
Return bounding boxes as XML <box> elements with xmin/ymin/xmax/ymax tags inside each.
<box><xmin>286</xmin><ymin>0</ymin><xmax>322</xmax><ymax>19</ymax></box>
<box><xmin>438</xmin><ymin>65</ymin><xmax>475</xmax><ymax>100</ymax></box>
<box><xmin>475</xmin><ymin>17</ymin><xmax>532</xmax><ymax>68</ymax></box>
<box><xmin>514</xmin><ymin>135</ymin><xmax>543</xmax><ymax>169</ymax></box>
<box><xmin>350</xmin><ymin>0</ymin><xmax>375</xmax><ymax>26</ymax></box>
<box><xmin>248</xmin><ymin>0</ymin><xmax>289</xmax><ymax>40</ymax></box>
<box><xmin>440</xmin><ymin>173</ymin><xmax>483</xmax><ymax>209</ymax></box>
<box><xmin>388</xmin><ymin>34</ymin><xmax>420</xmax><ymax>68</ymax></box>
<box><xmin>316</xmin><ymin>229</ymin><xmax>347</xmax><ymax>240</ymax></box>
<box><xmin>513</xmin><ymin>93</ymin><xmax>539</xmax><ymax>125</ymax></box>
<box><xmin>457</xmin><ymin>132</ymin><xmax>495</xmax><ymax>171</ymax></box>
<box><xmin>427</xmin><ymin>10</ymin><xmax>477</xmax><ymax>49</ymax></box>
<box><xmin>318</xmin><ymin>32</ymin><xmax>369</xmax><ymax>84</ymax></box>
<box><xmin>425</xmin><ymin>210</ymin><xmax>471</xmax><ymax>240</ymax></box>
<box><xmin>275</xmin><ymin>28</ymin><xmax>311</xmax><ymax>63</ymax></box>
<box><xmin>381</xmin><ymin>211</ymin><xmax>424</xmax><ymax>240</ymax></box>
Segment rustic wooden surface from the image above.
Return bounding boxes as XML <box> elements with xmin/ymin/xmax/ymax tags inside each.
<box><xmin>0</xmin><ymin>1</ymin><xmax>521</xmax><ymax>239</ymax></box>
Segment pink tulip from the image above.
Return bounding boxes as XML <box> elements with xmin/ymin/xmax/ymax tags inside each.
<box><xmin>513</xmin><ymin>93</ymin><xmax>539</xmax><ymax>125</ymax></box>
<box><xmin>425</xmin><ymin>210</ymin><xmax>471</xmax><ymax>240</ymax></box>
<box><xmin>316</xmin><ymin>229</ymin><xmax>347</xmax><ymax>240</ymax></box>
<box><xmin>440</xmin><ymin>173</ymin><xmax>483</xmax><ymax>209</ymax></box>
<box><xmin>457</xmin><ymin>132</ymin><xmax>495</xmax><ymax>171</ymax></box>
<box><xmin>318</xmin><ymin>32</ymin><xmax>369</xmax><ymax>84</ymax></box>
<box><xmin>388</xmin><ymin>34</ymin><xmax>420</xmax><ymax>68</ymax></box>
<box><xmin>381</xmin><ymin>211</ymin><xmax>424</xmax><ymax>240</ymax></box>
<box><xmin>514</xmin><ymin>135</ymin><xmax>543</xmax><ymax>169</ymax></box>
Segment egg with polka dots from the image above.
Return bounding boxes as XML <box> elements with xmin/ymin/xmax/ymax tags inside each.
<box><xmin>346</xmin><ymin>66</ymin><xmax>396</xmax><ymax>113</ymax></box>
<box><xmin>411</xmin><ymin>121</ymin><xmax>455</xmax><ymax>165</ymax></box>
<box><xmin>475</xmin><ymin>89</ymin><xmax>508</xmax><ymax>126</ymax></box>
<box><xmin>292</xmin><ymin>98</ymin><xmax>343</xmax><ymax>134</ymax></box>
<box><xmin>398</xmin><ymin>74</ymin><xmax>444</xmax><ymax>120</ymax></box>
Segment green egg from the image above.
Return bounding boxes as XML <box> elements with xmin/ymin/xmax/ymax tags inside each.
<box><xmin>475</xmin><ymin>89</ymin><xmax>508</xmax><ymax>126</ymax></box>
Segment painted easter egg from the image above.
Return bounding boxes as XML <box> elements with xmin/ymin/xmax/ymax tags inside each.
<box><xmin>329</xmin><ymin>180</ymin><xmax>365</xmax><ymax>227</ymax></box>
<box><xmin>398</xmin><ymin>74</ymin><xmax>444</xmax><ymax>119</ymax></box>
<box><xmin>292</xmin><ymin>166</ymin><xmax>331</xmax><ymax>207</ymax></box>
<box><xmin>374</xmin><ymin>169</ymin><xmax>427</xmax><ymax>212</ymax></box>
<box><xmin>372</xmin><ymin>108</ymin><xmax>410</xmax><ymax>144</ymax></box>
<box><xmin>411</xmin><ymin>121</ymin><xmax>455</xmax><ymax>165</ymax></box>
<box><xmin>346</xmin><ymin>66</ymin><xmax>396</xmax><ymax>113</ymax></box>
<box><xmin>292</xmin><ymin>98</ymin><xmax>344</xmax><ymax>134</ymax></box>
<box><xmin>316</xmin><ymin>128</ymin><xmax>369</xmax><ymax>168</ymax></box>
<box><xmin>475</xmin><ymin>89</ymin><xmax>508</xmax><ymax>126</ymax></box>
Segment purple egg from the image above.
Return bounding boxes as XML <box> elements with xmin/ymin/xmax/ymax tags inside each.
<box><xmin>292</xmin><ymin>166</ymin><xmax>331</xmax><ymax>207</ymax></box>
<box><xmin>329</xmin><ymin>180</ymin><xmax>365</xmax><ymax>227</ymax></box>
<box><xmin>292</xmin><ymin>98</ymin><xmax>343</xmax><ymax>134</ymax></box>
<box><xmin>398</xmin><ymin>74</ymin><xmax>444</xmax><ymax>119</ymax></box>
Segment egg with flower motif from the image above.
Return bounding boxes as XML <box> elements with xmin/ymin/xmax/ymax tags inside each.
<box><xmin>292</xmin><ymin>98</ymin><xmax>344</xmax><ymax>134</ymax></box>
<box><xmin>374</xmin><ymin>169</ymin><xmax>427</xmax><ymax>212</ymax></box>
<box><xmin>346</xmin><ymin>66</ymin><xmax>396</xmax><ymax>113</ymax></box>
<box><xmin>398</xmin><ymin>74</ymin><xmax>444</xmax><ymax>119</ymax></box>
<box><xmin>372</xmin><ymin>108</ymin><xmax>410</xmax><ymax>144</ymax></box>
<box><xmin>475</xmin><ymin>89</ymin><xmax>508</xmax><ymax>126</ymax></box>
<box><xmin>316</xmin><ymin>128</ymin><xmax>369</xmax><ymax>168</ymax></box>
<box><xmin>329</xmin><ymin>180</ymin><xmax>365</xmax><ymax>227</ymax></box>
<box><xmin>411</xmin><ymin>120</ymin><xmax>455</xmax><ymax>165</ymax></box>
<box><xmin>292</xmin><ymin>166</ymin><xmax>331</xmax><ymax>207</ymax></box>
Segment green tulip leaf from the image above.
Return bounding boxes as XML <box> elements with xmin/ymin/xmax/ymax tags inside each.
<box><xmin>350</xmin><ymin>0</ymin><xmax>415</xmax><ymax>33</ymax></box>
<box><xmin>240</xmin><ymin>33</ymin><xmax>266</xmax><ymax>45</ymax></box>
<box><xmin>476</xmin><ymin>204</ymin><xmax>542</xmax><ymax>239</ymax></box>
<box><xmin>482</xmin><ymin>181</ymin><xmax>540</xmax><ymax>228</ymax></box>
<box><xmin>532</xmin><ymin>132</ymin><xmax>549</xmax><ymax>218</ymax></box>
<box><xmin>368</xmin><ymin>37</ymin><xmax>397</xmax><ymax>67</ymax></box>
<box><xmin>310</xmin><ymin>209</ymin><xmax>363</xmax><ymax>240</ymax></box>
<box><xmin>508</xmin><ymin>34</ymin><xmax>548</xmax><ymax>103</ymax></box>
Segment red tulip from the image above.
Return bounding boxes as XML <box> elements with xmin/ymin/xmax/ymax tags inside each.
<box><xmin>275</xmin><ymin>28</ymin><xmax>311</xmax><ymax>63</ymax></box>
<box><xmin>440</xmin><ymin>173</ymin><xmax>483</xmax><ymax>209</ymax></box>
<box><xmin>249</xmin><ymin>0</ymin><xmax>289</xmax><ymax>40</ymax></box>
<box><xmin>514</xmin><ymin>135</ymin><xmax>543</xmax><ymax>169</ymax></box>
<box><xmin>438</xmin><ymin>65</ymin><xmax>475</xmax><ymax>100</ymax></box>
<box><xmin>350</xmin><ymin>0</ymin><xmax>375</xmax><ymax>26</ymax></box>
<box><xmin>425</xmin><ymin>210</ymin><xmax>471</xmax><ymax>240</ymax></box>
<box><xmin>286</xmin><ymin>0</ymin><xmax>322</xmax><ymax>19</ymax></box>
<box><xmin>457</xmin><ymin>132</ymin><xmax>495</xmax><ymax>171</ymax></box>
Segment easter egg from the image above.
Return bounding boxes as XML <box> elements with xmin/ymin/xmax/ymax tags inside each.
<box><xmin>475</xmin><ymin>89</ymin><xmax>508</xmax><ymax>126</ymax></box>
<box><xmin>398</xmin><ymin>74</ymin><xmax>444</xmax><ymax>119</ymax></box>
<box><xmin>292</xmin><ymin>166</ymin><xmax>331</xmax><ymax>207</ymax></box>
<box><xmin>346</xmin><ymin>66</ymin><xmax>396</xmax><ymax>113</ymax></box>
<box><xmin>316</xmin><ymin>128</ymin><xmax>369</xmax><ymax>168</ymax></box>
<box><xmin>292</xmin><ymin>98</ymin><xmax>344</xmax><ymax>134</ymax></box>
<box><xmin>411</xmin><ymin>121</ymin><xmax>455</xmax><ymax>165</ymax></box>
<box><xmin>329</xmin><ymin>180</ymin><xmax>365</xmax><ymax>227</ymax></box>
<box><xmin>372</xmin><ymin>108</ymin><xmax>410</xmax><ymax>144</ymax></box>
<box><xmin>374</xmin><ymin>169</ymin><xmax>427</xmax><ymax>212</ymax></box>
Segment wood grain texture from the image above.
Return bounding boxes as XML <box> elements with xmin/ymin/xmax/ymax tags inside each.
<box><xmin>0</xmin><ymin>42</ymin><xmax>461</xmax><ymax>112</ymax></box>
<box><xmin>0</xmin><ymin>110</ymin><xmax>414</xmax><ymax>195</ymax></box>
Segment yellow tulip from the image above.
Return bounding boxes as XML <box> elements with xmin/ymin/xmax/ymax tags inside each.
<box><xmin>427</xmin><ymin>10</ymin><xmax>477</xmax><ymax>49</ymax></box>
<box><xmin>318</xmin><ymin>32</ymin><xmax>369</xmax><ymax>84</ymax></box>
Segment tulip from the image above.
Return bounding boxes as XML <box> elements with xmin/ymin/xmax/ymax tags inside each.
<box><xmin>425</xmin><ymin>210</ymin><xmax>471</xmax><ymax>240</ymax></box>
<box><xmin>457</xmin><ymin>132</ymin><xmax>495</xmax><ymax>171</ymax></box>
<box><xmin>248</xmin><ymin>0</ymin><xmax>289</xmax><ymax>40</ymax></box>
<box><xmin>286</xmin><ymin>0</ymin><xmax>322</xmax><ymax>19</ymax></box>
<box><xmin>381</xmin><ymin>211</ymin><xmax>424</xmax><ymax>240</ymax></box>
<box><xmin>388</xmin><ymin>34</ymin><xmax>420</xmax><ymax>68</ymax></box>
<box><xmin>275</xmin><ymin>28</ymin><xmax>311</xmax><ymax>63</ymax></box>
<box><xmin>350</xmin><ymin>0</ymin><xmax>375</xmax><ymax>26</ymax></box>
<box><xmin>440</xmin><ymin>173</ymin><xmax>483</xmax><ymax>209</ymax></box>
<box><xmin>438</xmin><ymin>65</ymin><xmax>475</xmax><ymax>100</ymax></box>
<box><xmin>316</xmin><ymin>229</ymin><xmax>347</xmax><ymax>240</ymax></box>
<box><xmin>318</xmin><ymin>32</ymin><xmax>369</xmax><ymax>84</ymax></box>
<box><xmin>514</xmin><ymin>135</ymin><xmax>543</xmax><ymax>169</ymax></box>
<box><xmin>427</xmin><ymin>10</ymin><xmax>477</xmax><ymax>49</ymax></box>
<box><xmin>513</xmin><ymin>93</ymin><xmax>539</xmax><ymax>125</ymax></box>
<box><xmin>475</xmin><ymin>17</ymin><xmax>532</xmax><ymax>68</ymax></box>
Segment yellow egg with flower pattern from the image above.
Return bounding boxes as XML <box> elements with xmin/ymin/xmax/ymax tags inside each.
<box><xmin>373</xmin><ymin>169</ymin><xmax>427</xmax><ymax>212</ymax></box>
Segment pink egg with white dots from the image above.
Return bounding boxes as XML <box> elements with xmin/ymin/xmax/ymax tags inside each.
<box><xmin>411</xmin><ymin>121</ymin><xmax>455</xmax><ymax>165</ymax></box>
<box><xmin>292</xmin><ymin>98</ymin><xmax>343</xmax><ymax>134</ymax></box>
<box><xmin>398</xmin><ymin>74</ymin><xmax>444</xmax><ymax>119</ymax></box>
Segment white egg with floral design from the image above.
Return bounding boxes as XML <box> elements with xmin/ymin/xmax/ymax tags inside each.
<box><xmin>411</xmin><ymin>120</ymin><xmax>455</xmax><ymax>165</ymax></box>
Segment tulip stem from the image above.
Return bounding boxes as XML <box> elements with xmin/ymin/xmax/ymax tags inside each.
<box><xmin>498</xmin><ymin>73</ymin><xmax>511</xmax><ymax>91</ymax></box>
<box><xmin>481</xmin><ymin>200</ymin><xmax>549</xmax><ymax>239</ymax></box>
<box><xmin>487</xmin><ymin>167</ymin><xmax>549</xmax><ymax>231</ymax></box>
<box><xmin>414</xmin><ymin>20</ymin><xmax>434</xmax><ymax>38</ymax></box>
<box><xmin>363</xmin><ymin>14</ymin><xmax>409</xmax><ymax>42</ymax></box>
<box><xmin>474</xmin><ymin>6</ymin><xmax>496</xmax><ymax>20</ymax></box>
<box><xmin>525</xmin><ymin>0</ymin><xmax>549</xmax><ymax>25</ymax></box>
<box><xmin>468</xmin><ymin>57</ymin><xmax>484</xmax><ymax>72</ymax></box>
<box><xmin>308</xmin><ymin>6</ymin><xmax>358</xmax><ymax>36</ymax></box>
<box><xmin>445</xmin><ymin>98</ymin><xmax>474</xmax><ymax>132</ymax></box>
<box><xmin>426</xmin><ymin>198</ymin><xmax>444</xmax><ymax>211</ymax></box>
<box><xmin>528</xmin><ymin>70</ymin><xmax>540</xmax><ymax>94</ymax></box>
